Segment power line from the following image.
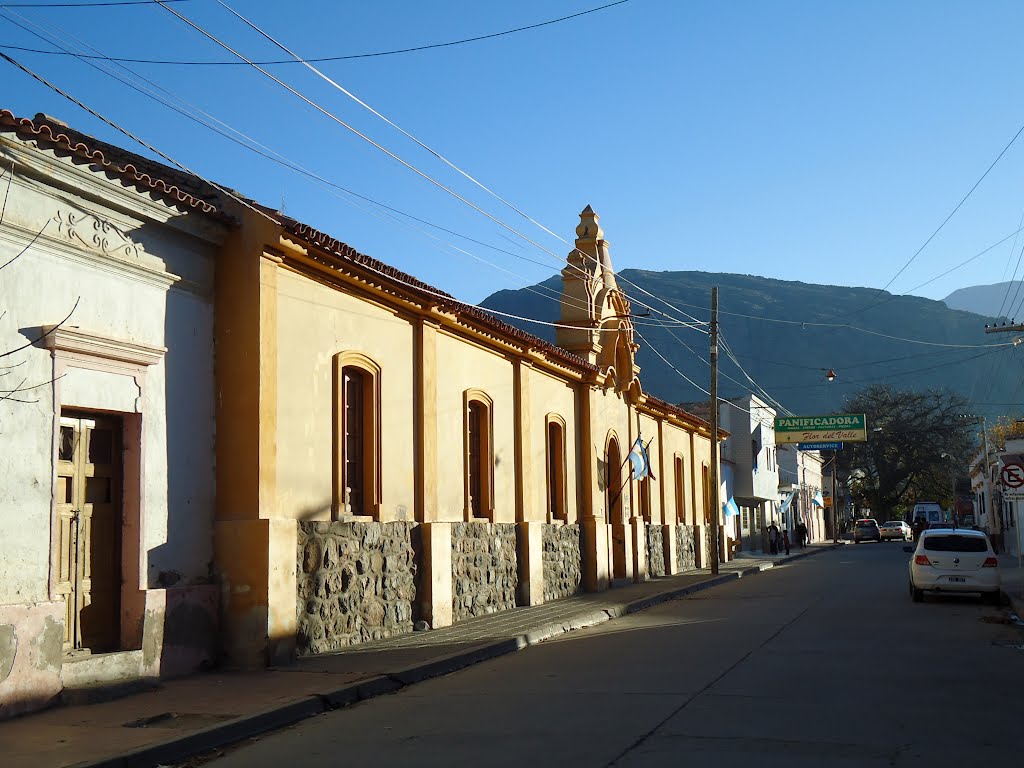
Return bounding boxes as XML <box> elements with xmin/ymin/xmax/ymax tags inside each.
<box><xmin>0</xmin><ymin>3</ymin><xmax>624</xmax><ymax>322</ymax></box>
<box><xmin>0</xmin><ymin>0</ymin><xmax>187</xmax><ymax>6</ymax></box>
<box><xmin>0</xmin><ymin>0</ymin><xmax>630</xmax><ymax>64</ymax></box>
<box><xmin>1</xmin><ymin>55</ymin><xmax>705</xmax><ymax>354</ymax></box>
<box><xmin>204</xmin><ymin>0</ymin><xmax>707</xmax><ymax>330</ymax></box>
<box><xmin>146</xmin><ymin>0</ymin><xmax>709</xmax><ymax>330</ymax></box>
<box><xmin>842</xmin><ymin>118</ymin><xmax>1024</xmax><ymax>320</ymax></box>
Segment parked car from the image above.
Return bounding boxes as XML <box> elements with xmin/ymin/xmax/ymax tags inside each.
<box><xmin>912</xmin><ymin>501</ymin><xmax>949</xmax><ymax>526</ymax></box>
<box><xmin>906</xmin><ymin>529</ymin><xmax>1000</xmax><ymax>604</ymax></box>
<box><xmin>853</xmin><ymin>518</ymin><xmax>881</xmax><ymax>543</ymax></box>
<box><xmin>879</xmin><ymin>520</ymin><xmax>912</xmax><ymax>541</ymax></box>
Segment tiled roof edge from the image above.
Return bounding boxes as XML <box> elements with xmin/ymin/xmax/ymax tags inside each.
<box><xmin>0</xmin><ymin>109</ymin><xmax>222</xmax><ymax>216</ymax></box>
<box><xmin>287</xmin><ymin>220</ymin><xmax>599</xmax><ymax>374</ymax></box>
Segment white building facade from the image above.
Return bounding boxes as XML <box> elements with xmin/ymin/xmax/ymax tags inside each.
<box><xmin>718</xmin><ymin>394</ymin><xmax>779</xmax><ymax>552</ymax></box>
<box><xmin>0</xmin><ymin>112</ymin><xmax>226</xmax><ymax>717</ymax></box>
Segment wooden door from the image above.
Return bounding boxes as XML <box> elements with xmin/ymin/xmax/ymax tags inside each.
<box><xmin>55</xmin><ymin>413</ymin><xmax>122</xmax><ymax>654</ymax></box>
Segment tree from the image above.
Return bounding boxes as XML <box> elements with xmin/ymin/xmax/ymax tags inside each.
<box><xmin>837</xmin><ymin>385</ymin><xmax>974</xmax><ymax>518</ymax></box>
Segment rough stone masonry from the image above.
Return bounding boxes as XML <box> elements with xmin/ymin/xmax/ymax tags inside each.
<box><xmin>451</xmin><ymin>522</ymin><xmax>517</xmax><ymax>622</ymax></box>
<box><xmin>542</xmin><ymin>523</ymin><xmax>582</xmax><ymax>601</ymax></box>
<box><xmin>296</xmin><ymin>521</ymin><xmax>417</xmax><ymax>655</ymax></box>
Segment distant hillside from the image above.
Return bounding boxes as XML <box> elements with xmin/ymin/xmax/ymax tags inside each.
<box><xmin>482</xmin><ymin>270</ymin><xmax>1023</xmax><ymax>419</ymax></box>
<box><xmin>943</xmin><ymin>281</ymin><xmax>1024</xmax><ymax>318</ymax></box>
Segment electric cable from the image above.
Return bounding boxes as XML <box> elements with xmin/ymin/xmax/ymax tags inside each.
<box><xmin>843</xmin><ymin>117</ymin><xmax>1024</xmax><ymax>320</ymax></box>
<box><xmin>0</xmin><ymin>0</ymin><xmax>629</xmax><ymax>63</ymax></box>
<box><xmin>153</xmin><ymin>0</ymin><xmax>709</xmax><ymax>330</ymax></box>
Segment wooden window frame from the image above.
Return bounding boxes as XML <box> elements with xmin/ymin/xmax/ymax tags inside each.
<box><xmin>674</xmin><ymin>454</ymin><xmax>686</xmax><ymax>525</ymax></box>
<box><xmin>463</xmin><ymin>389</ymin><xmax>494</xmax><ymax>521</ymax></box>
<box><xmin>333</xmin><ymin>352</ymin><xmax>382</xmax><ymax>520</ymax></box>
<box><xmin>545</xmin><ymin>414</ymin><xmax>567</xmax><ymax>523</ymax></box>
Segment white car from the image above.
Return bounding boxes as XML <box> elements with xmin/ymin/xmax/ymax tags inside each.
<box><xmin>879</xmin><ymin>520</ymin><xmax>912</xmax><ymax>541</ymax></box>
<box><xmin>907</xmin><ymin>528</ymin><xmax>1000</xmax><ymax>604</ymax></box>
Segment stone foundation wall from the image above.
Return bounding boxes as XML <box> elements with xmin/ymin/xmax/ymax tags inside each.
<box><xmin>646</xmin><ymin>525</ymin><xmax>666</xmax><ymax>577</ymax></box>
<box><xmin>452</xmin><ymin>523</ymin><xmax>517</xmax><ymax>622</ymax></box>
<box><xmin>676</xmin><ymin>524</ymin><xmax>697</xmax><ymax>572</ymax></box>
<box><xmin>542</xmin><ymin>524</ymin><xmax>582</xmax><ymax>601</ymax></box>
<box><xmin>296</xmin><ymin>521</ymin><xmax>417</xmax><ymax>655</ymax></box>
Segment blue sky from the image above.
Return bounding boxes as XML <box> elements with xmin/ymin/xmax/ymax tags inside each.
<box><xmin>5</xmin><ymin>0</ymin><xmax>1024</xmax><ymax>309</ymax></box>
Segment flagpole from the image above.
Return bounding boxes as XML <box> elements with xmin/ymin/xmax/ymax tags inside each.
<box><xmin>709</xmin><ymin>287</ymin><xmax>720</xmax><ymax>575</ymax></box>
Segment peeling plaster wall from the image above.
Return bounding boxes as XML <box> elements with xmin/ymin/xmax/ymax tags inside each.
<box><xmin>0</xmin><ymin>134</ymin><xmax>222</xmax><ymax>717</ymax></box>
<box><xmin>0</xmin><ymin>602</ymin><xmax>63</xmax><ymax>719</ymax></box>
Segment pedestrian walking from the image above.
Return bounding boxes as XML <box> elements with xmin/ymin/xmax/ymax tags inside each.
<box><xmin>768</xmin><ymin>523</ymin><xmax>779</xmax><ymax>555</ymax></box>
<box><xmin>782</xmin><ymin>529</ymin><xmax>790</xmax><ymax>555</ymax></box>
<box><xmin>796</xmin><ymin>521</ymin><xmax>807</xmax><ymax>549</ymax></box>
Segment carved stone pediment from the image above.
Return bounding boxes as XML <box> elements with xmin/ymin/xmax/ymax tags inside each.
<box><xmin>55</xmin><ymin>210</ymin><xmax>143</xmax><ymax>260</ymax></box>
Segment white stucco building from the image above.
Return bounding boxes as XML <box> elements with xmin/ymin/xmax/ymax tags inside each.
<box><xmin>0</xmin><ymin>112</ymin><xmax>226</xmax><ymax>717</ymax></box>
<box><xmin>777</xmin><ymin>444</ymin><xmax>826</xmax><ymax>544</ymax></box>
<box><xmin>717</xmin><ymin>394</ymin><xmax>779</xmax><ymax>552</ymax></box>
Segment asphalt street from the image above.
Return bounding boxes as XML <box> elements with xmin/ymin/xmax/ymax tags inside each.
<box><xmin>201</xmin><ymin>543</ymin><xmax>1024</xmax><ymax>767</ymax></box>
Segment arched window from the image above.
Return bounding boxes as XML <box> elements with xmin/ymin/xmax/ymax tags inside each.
<box><xmin>702</xmin><ymin>464</ymin><xmax>711</xmax><ymax>524</ymax></box>
<box><xmin>674</xmin><ymin>454</ymin><xmax>686</xmax><ymax>525</ymax></box>
<box><xmin>464</xmin><ymin>390</ymin><xmax>494</xmax><ymax>520</ymax></box>
<box><xmin>606</xmin><ymin>436</ymin><xmax>623</xmax><ymax>522</ymax></box>
<box><xmin>333</xmin><ymin>353</ymin><xmax>381</xmax><ymax>519</ymax></box>
<box><xmin>546</xmin><ymin>416</ymin><xmax>567</xmax><ymax>522</ymax></box>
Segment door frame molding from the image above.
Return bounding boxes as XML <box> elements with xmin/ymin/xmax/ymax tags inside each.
<box><xmin>45</xmin><ymin>326</ymin><xmax>164</xmax><ymax>650</ymax></box>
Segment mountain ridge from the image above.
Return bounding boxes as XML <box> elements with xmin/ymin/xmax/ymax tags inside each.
<box><xmin>481</xmin><ymin>270</ymin><xmax>1022</xmax><ymax>419</ymax></box>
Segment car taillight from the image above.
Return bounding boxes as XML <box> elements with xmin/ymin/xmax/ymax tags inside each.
<box><xmin>983</xmin><ymin>557</ymin><xmax>998</xmax><ymax>567</ymax></box>
<box><xmin>914</xmin><ymin>555</ymin><xmax>931</xmax><ymax>566</ymax></box>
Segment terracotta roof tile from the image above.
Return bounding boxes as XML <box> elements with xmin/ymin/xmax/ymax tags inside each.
<box><xmin>1</xmin><ymin>110</ymin><xmax>715</xmax><ymax>422</ymax></box>
<box><xmin>285</xmin><ymin>218</ymin><xmax>599</xmax><ymax>373</ymax></box>
<box><xmin>0</xmin><ymin>110</ymin><xmax>224</xmax><ymax>216</ymax></box>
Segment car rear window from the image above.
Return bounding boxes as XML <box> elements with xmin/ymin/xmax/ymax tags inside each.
<box><xmin>922</xmin><ymin>535</ymin><xmax>988</xmax><ymax>553</ymax></box>
<box><xmin>856</xmin><ymin>521</ymin><xmax>876</xmax><ymax>528</ymax></box>
<box><xmin>882</xmin><ymin>521</ymin><xmax>899</xmax><ymax>526</ymax></box>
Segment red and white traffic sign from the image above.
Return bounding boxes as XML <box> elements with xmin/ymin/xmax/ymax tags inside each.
<box><xmin>1001</xmin><ymin>462</ymin><xmax>1024</xmax><ymax>489</ymax></box>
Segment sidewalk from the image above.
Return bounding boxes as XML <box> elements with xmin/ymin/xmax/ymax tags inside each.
<box><xmin>0</xmin><ymin>544</ymin><xmax>840</xmax><ymax>768</ymax></box>
<box><xmin>998</xmin><ymin>554</ymin><xmax>1024</xmax><ymax>618</ymax></box>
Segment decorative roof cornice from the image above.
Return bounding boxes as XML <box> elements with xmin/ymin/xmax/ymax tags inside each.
<box><xmin>0</xmin><ymin>109</ymin><xmax>225</xmax><ymax>217</ymax></box>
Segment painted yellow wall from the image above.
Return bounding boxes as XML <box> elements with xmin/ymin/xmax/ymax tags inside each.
<box><xmin>523</xmin><ymin>365</ymin><xmax>578</xmax><ymax>523</ymax></box>
<box><xmin>637</xmin><ymin>412</ymin><xmax>662</xmax><ymax>523</ymax></box>
<box><xmin>660</xmin><ymin>421</ymin><xmax>695</xmax><ymax>525</ymax></box>
<box><xmin>434</xmin><ymin>330</ymin><xmax>515</xmax><ymax>523</ymax></box>
<box><xmin>275</xmin><ymin>268</ymin><xmax>416</xmax><ymax>523</ymax></box>
<box><xmin>585</xmin><ymin>386</ymin><xmax>635</xmax><ymax>522</ymax></box>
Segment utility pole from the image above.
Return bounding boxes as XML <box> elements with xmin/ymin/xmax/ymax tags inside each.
<box><xmin>709</xmin><ymin>287</ymin><xmax>720</xmax><ymax>575</ymax></box>
<box><xmin>831</xmin><ymin>452</ymin><xmax>839</xmax><ymax>544</ymax></box>
<box><xmin>980</xmin><ymin>416</ymin><xmax>994</xmax><ymax>534</ymax></box>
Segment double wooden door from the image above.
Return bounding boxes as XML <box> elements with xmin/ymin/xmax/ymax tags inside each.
<box><xmin>55</xmin><ymin>412</ymin><xmax>122</xmax><ymax>654</ymax></box>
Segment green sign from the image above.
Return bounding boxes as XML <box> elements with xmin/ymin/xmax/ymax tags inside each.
<box><xmin>774</xmin><ymin>414</ymin><xmax>867</xmax><ymax>444</ymax></box>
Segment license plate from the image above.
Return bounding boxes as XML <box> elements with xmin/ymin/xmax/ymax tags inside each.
<box><xmin>948</xmin><ymin>576</ymin><xmax>966</xmax><ymax>583</ymax></box>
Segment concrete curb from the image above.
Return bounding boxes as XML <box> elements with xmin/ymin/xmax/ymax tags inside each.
<box><xmin>78</xmin><ymin>695</ymin><xmax>327</xmax><ymax>768</ymax></box>
<box><xmin>1001</xmin><ymin>588</ymin><xmax>1024</xmax><ymax>619</ymax></box>
<box><xmin>76</xmin><ymin>544</ymin><xmax>842</xmax><ymax>768</ymax></box>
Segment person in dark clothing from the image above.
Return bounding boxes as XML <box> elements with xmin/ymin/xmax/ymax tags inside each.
<box><xmin>782</xmin><ymin>529</ymin><xmax>791</xmax><ymax>555</ymax></box>
<box><xmin>796</xmin><ymin>521</ymin><xmax>807</xmax><ymax>549</ymax></box>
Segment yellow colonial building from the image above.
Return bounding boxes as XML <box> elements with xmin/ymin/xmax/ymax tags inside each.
<box><xmin>213</xmin><ymin>199</ymin><xmax>728</xmax><ymax>666</ymax></box>
<box><xmin>0</xmin><ymin>112</ymin><xmax>728</xmax><ymax>708</ymax></box>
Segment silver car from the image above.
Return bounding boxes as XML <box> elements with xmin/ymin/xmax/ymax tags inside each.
<box><xmin>879</xmin><ymin>520</ymin><xmax>911</xmax><ymax>541</ymax></box>
<box><xmin>907</xmin><ymin>529</ymin><xmax>1000</xmax><ymax>604</ymax></box>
